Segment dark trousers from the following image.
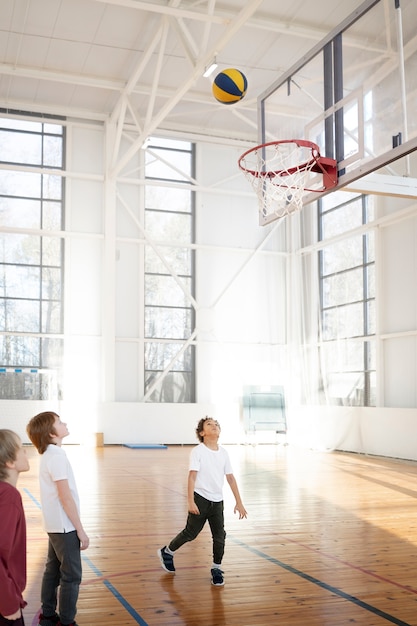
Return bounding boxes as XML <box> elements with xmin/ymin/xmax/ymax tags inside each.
<box><xmin>169</xmin><ymin>492</ymin><xmax>226</xmax><ymax>564</ymax></box>
<box><xmin>41</xmin><ymin>531</ymin><xmax>82</xmax><ymax>625</ymax></box>
<box><xmin>0</xmin><ymin>615</ymin><xmax>25</xmax><ymax>626</ymax></box>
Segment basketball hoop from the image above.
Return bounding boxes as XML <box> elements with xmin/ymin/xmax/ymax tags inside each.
<box><xmin>238</xmin><ymin>139</ymin><xmax>337</xmax><ymax>222</ymax></box>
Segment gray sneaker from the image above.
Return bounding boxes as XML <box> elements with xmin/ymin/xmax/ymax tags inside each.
<box><xmin>211</xmin><ymin>567</ymin><xmax>224</xmax><ymax>586</ymax></box>
<box><xmin>158</xmin><ymin>546</ymin><xmax>175</xmax><ymax>573</ymax></box>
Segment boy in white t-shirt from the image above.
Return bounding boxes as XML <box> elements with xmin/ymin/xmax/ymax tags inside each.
<box><xmin>27</xmin><ymin>412</ymin><xmax>89</xmax><ymax>626</ymax></box>
<box><xmin>158</xmin><ymin>416</ymin><xmax>247</xmax><ymax>586</ymax></box>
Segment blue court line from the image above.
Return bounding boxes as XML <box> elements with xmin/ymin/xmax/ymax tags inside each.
<box><xmin>23</xmin><ymin>488</ymin><xmax>41</xmax><ymax>508</ymax></box>
<box><xmin>82</xmin><ymin>556</ymin><xmax>149</xmax><ymax>626</ymax></box>
<box><xmin>23</xmin><ymin>488</ymin><xmax>149</xmax><ymax>626</ymax></box>
<box><xmin>230</xmin><ymin>536</ymin><xmax>411</xmax><ymax>626</ymax></box>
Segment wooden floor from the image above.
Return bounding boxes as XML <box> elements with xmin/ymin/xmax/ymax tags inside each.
<box><xmin>20</xmin><ymin>442</ymin><xmax>417</xmax><ymax>626</ymax></box>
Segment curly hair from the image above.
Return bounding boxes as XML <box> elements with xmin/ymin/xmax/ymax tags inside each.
<box><xmin>27</xmin><ymin>411</ymin><xmax>58</xmax><ymax>454</ymax></box>
<box><xmin>0</xmin><ymin>429</ymin><xmax>21</xmax><ymax>481</ymax></box>
<box><xmin>195</xmin><ymin>416</ymin><xmax>220</xmax><ymax>442</ymax></box>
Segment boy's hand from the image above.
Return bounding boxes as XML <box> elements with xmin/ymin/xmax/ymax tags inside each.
<box><xmin>78</xmin><ymin>529</ymin><xmax>90</xmax><ymax>550</ymax></box>
<box><xmin>188</xmin><ymin>501</ymin><xmax>200</xmax><ymax>515</ymax></box>
<box><xmin>234</xmin><ymin>503</ymin><xmax>248</xmax><ymax>519</ymax></box>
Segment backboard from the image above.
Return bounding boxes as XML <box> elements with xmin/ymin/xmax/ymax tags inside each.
<box><xmin>258</xmin><ymin>0</ymin><xmax>417</xmax><ymax>222</ymax></box>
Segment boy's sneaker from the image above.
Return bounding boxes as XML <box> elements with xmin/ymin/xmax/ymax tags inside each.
<box><xmin>57</xmin><ymin>622</ymin><xmax>78</xmax><ymax>626</ymax></box>
<box><xmin>211</xmin><ymin>567</ymin><xmax>225</xmax><ymax>586</ymax></box>
<box><xmin>158</xmin><ymin>546</ymin><xmax>175</xmax><ymax>573</ymax></box>
<box><xmin>39</xmin><ymin>614</ymin><xmax>60</xmax><ymax>626</ymax></box>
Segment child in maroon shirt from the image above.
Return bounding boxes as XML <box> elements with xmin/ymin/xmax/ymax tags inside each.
<box><xmin>0</xmin><ymin>429</ymin><xmax>30</xmax><ymax>625</ymax></box>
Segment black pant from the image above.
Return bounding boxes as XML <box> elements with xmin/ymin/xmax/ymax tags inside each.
<box><xmin>169</xmin><ymin>492</ymin><xmax>226</xmax><ymax>564</ymax></box>
<box><xmin>41</xmin><ymin>531</ymin><xmax>82</xmax><ymax>625</ymax></box>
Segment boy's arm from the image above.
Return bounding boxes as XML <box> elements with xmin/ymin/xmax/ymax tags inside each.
<box><xmin>56</xmin><ymin>479</ymin><xmax>89</xmax><ymax>549</ymax></box>
<box><xmin>187</xmin><ymin>470</ymin><xmax>199</xmax><ymax>514</ymax></box>
<box><xmin>226</xmin><ymin>473</ymin><xmax>248</xmax><ymax>519</ymax></box>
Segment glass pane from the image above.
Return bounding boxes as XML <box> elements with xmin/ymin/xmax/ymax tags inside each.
<box><xmin>43</xmin><ymin>135</ymin><xmax>63</xmax><ymax>167</ymax></box>
<box><xmin>42</xmin><ymin>174</ymin><xmax>62</xmax><ymax>200</ymax></box>
<box><xmin>149</xmin><ymin>137</ymin><xmax>191</xmax><ymax>150</ymax></box>
<box><xmin>322</xmin><ymin>267</ymin><xmax>364</xmax><ymax>308</ymax></box>
<box><xmin>0</xmin><ymin>335</ymin><xmax>40</xmax><ymax>366</ymax></box>
<box><xmin>42</xmin><ymin>201</ymin><xmax>62</xmax><ymax>230</ymax></box>
<box><xmin>0</xmin><ymin>197</ymin><xmax>41</xmax><ymax>229</ymax></box>
<box><xmin>145</xmin><ymin>149</ymin><xmax>192</xmax><ymax>181</ymax></box>
<box><xmin>0</xmin><ymin>130</ymin><xmax>42</xmax><ymax>164</ymax></box>
<box><xmin>42</xmin><ymin>237</ymin><xmax>62</xmax><ymax>266</ymax></box>
<box><xmin>0</xmin><ymin>234</ymin><xmax>41</xmax><ymax>264</ymax></box>
<box><xmin>42</xmin><ymin>266</ymin><xmax>62</xmax><ymax>299</ymax></box>
<box><xmin>145</xmin><ymin>306</ymin><xmax>192</xmax><ymax>339</ymax></box>
<box><xmin>41</xmin><ymin>337</ymin><xmax>64</xmax><ymax>369</ymax></box>
<box><xmin>366</xmin><ymin>197</ymin><xmax>375</xmax><ymax>222</ymax></box>
<box><xmin>0</xmin><ymin>170</ymin><xmax>41</xmax><ymax>197</ymax></box>
<box><xmin>42</xmin><ymin>301</ymin><xmax>62</xmax><ymax>334</ymax></box>
<box><xmin>321</xmin><ymin>237</ymin><xmax>363</xmax><ymax>275</ymax></box>
<box><xmin>366</xmin><ymin>264</ymin><xmax>375</xmax><ymax>298</ymax></box>
<box><xmin>322</xmin><ymin>340</ymin><xmax>364</xmax><ymax>372</ymax></box>
<box><xmin>145</xmin><ymin>185</ymin><xmax>191</xmax><ymax>212</ymax></box>
<box><xmin>365</xmin><ymin>339</ymin><xmax>376</xmax><ymax>369</ymax></box>
<box><xmin>366</xmin><ymin>232</ymin><xmax>375</xmax><ymax>263</ymax></box>
<box><xmin>145</xmin><ymin>245</ymin><xmax>191</xmax><ymax>275</ymax></box>
<box><xmin>0</xmin><ymin>299</ymin><xmax>40</xmax><ymax>332</ymax></box>
<box><xmin>321</xmin><ymin>198</ymin><xmax>363</xmax><ymax>239</ymax></box>
<box><xmin>1</xmin><ymin>265</ymin><xmax>40</xmax><ymax>298</ymax></box>
<box><xmin>145</xmin><ymin>210</ymin><xmax>192</xmax><ymax>242</ymax></box>
<box><xmin>366</xmin><ymin>300</ymin><xmax>376</xmax><ymax>335</ymax></box>
<box><xmin>145</xmin><ymin>274</ymin><xmax>192</xmax><ymax>307</ymax></box>
<box><xmin>368</xmin><ymin>371</ymin><xmax>376</xmax><ymax>407</ymax></box>
<box><xmin>145</xmin><ymin>370</ymin><xmax>193</xmax><ymax>402</ymax></box>
<box><xmin>145</xmin><ymin>342</ymin><xmax>193</xmax><ymax>370</ymax></box>
<box><xmin>322</xmin><ymin>302</ymin><xmax>364</xmax><ymax>340</ymax></box>
<box><xmin>325</xmin><ymin>372</ymin><xmax>365</xmax><ymax>406</ymax></box>
<box><xmin>44</xmin><ymin>123</ymin><xmax>63</xmax><ymax>135</ymax></box>
<box><xmin>0</xmin><ymin>118</ymin><xmax>41</xmax><ymax>132</ymax></box>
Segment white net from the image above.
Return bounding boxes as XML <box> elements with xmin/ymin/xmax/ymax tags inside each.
<box><xmin>239</xmin><ymin>140</ymin><xmax>323</xmax><ymax>220</ymax></box>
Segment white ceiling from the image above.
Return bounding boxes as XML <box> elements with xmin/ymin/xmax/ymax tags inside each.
<box><xmin>0</xmin><ymin>0</ymin><xmax>380</xmax><ymax>145</ymax></box>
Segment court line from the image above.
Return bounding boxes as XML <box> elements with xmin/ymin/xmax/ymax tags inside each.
<box><xmin>230</xmin><ymin>535</ymin><xmax>411</xmax><ymax>626</ymax></box>
<box><xmin>82</xmin><ymin>556</ymin><xmax>149</xmax><ymax>626</ymax></box>
<box><xmin>23</xmin><ymin>488</ymin><xmax>149</xmax><ymax>626</ymax></box>
<box><xmin>273</xmin><ymin>530</ymin><xmax>417</xmax><ymax>596</ymax></box>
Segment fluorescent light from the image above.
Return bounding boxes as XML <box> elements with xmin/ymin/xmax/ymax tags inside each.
<box><xmin>203</xmin><ymin>62</ymin><xmax>218</xmax><ymax>78</ymax></box>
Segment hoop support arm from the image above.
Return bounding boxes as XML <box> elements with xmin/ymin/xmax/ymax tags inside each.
<box><xmin>310</xmin><ymin>156</ymin><xmax>338</xmax><ymax>190</ymax></box>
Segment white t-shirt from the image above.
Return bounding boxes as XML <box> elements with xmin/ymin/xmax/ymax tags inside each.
<box><xmin>189</xmin><ymin>442</ymin><xmax>233</xmax><ymax>502</ymax></box>
<box><xmin>39</xmin><ymin>444</ymin><xmax>80</xmax><ymax>533</ymax></box>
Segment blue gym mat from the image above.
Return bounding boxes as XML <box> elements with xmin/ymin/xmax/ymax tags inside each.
<box><xmin>123</xmin><ymin>443</ymin><xmax>167</xmax><ymax>449</ymax></box>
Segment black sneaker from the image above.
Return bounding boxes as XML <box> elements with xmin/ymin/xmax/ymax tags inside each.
<box><xmin>211</xmin><ymin>567</ymin><xmax>225</xmax><ymax>586</ymax></box>
<box><xmin>39</xmin><ymin>614</ymin><xmax>60</xmax><ymax>626</ymax></box>
<box><xmin>57</xmin><ymin>622</ymin><xmax>78</xmax><ymax>626</ymax></box>
<box><xmin>158</xmin><ymin>546</ymin><xmax>175</xmax><ymax>573</ymax></box>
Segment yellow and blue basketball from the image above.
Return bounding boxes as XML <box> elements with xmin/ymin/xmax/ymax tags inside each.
<box><xmin>212</xmin><ymin>68</ymin><xmax>248</xmax><ymax>105</ymax></box>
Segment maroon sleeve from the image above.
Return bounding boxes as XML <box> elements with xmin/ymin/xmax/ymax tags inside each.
<box><xmin>0</xmin><ymin>487</ymin><xmax>27</xmax><ymax>617</ymax></box>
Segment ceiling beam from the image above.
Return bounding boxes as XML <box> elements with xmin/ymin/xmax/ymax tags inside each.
<box><xmin>90</xmin><ymin>0</ymin><xmax>228</xmax><ymax>24</ymax></box>
<box><xmin>111</xmin><ymin>0</ymin><xmax>264</xmax><ymax>177</ymax></box>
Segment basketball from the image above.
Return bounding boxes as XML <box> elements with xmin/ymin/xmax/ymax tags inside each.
<box><xmin>212</xmin><ymin>68</ymin><xmax>248</xmax><ymax>105</ymax></box>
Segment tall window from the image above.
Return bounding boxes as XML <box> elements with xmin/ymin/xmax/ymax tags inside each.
<box><xmin>144</xmin><ymin>138</ymin><xmax>195</xmax><ymax>402</ymax></box>
<box><xmin>0</xmin><ymin>113</ymin><xmax>65</xmax><ymax>399</ymax></box>
<box><xmin>318</xmin><ymin>192</ymin><xmax>375</xmax><ymax>406</ymax></box>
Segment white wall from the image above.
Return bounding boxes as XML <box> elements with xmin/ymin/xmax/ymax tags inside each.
<box><xmin>289</xmin><ymin>406</ymin><xmax>417</xmax><ymax>461</ymax></box>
